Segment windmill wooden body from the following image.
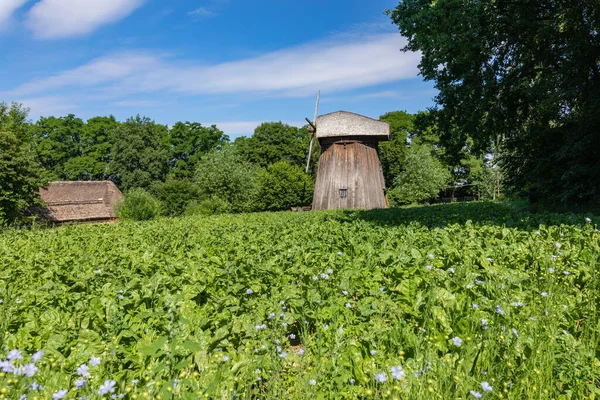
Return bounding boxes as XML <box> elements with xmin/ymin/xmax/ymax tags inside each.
<box><xmin>309</xmin><ymin>111</ymin><xmax>390</xmax><ymax>210</ymax></box>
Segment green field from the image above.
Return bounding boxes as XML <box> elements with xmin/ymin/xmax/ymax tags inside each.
<box><xmin>0</xmin><ymin>203</ymin><xmax>598</xmax><ymax>399</ymax></box>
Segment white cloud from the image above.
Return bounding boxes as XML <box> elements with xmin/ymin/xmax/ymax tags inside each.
<box><xmin>15</xmin><ymin>95</ymin><xmax>77</xmax><ymax>117</ymax></box>
<box><xmin>0</xmin><ymin>0</ymin><xmax>28</xmax><ymax>26</ymax></box>
<box><xmin>4</xmin><ymin>33</ymin><xmax>421</xmax><ymax>102</ymax></box>
<box><xmin>211</xmin><ymin>120</ymin><xmax>304</xmax><ymax>137</ymax></box>
<box><xmin>188</xmin><ymin>7</ymin><xmax>216</xmax><ymax>18</ymax></box>
<box><xmin>25</xmin><ymin>0</ymin><xmax>146</xmax><ymax>39</ymax></box>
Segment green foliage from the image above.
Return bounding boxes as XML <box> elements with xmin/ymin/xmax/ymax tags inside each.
<box><xmin>388</xmin><ymin>146</ymin><xmax>452</xmax><ymax>206</ymax></box>
<box><xmin>0</xmin><ymin>103</ymin><xmax>44</xmax><ymax>226</ymax></box>
<box><xmin>234</xmin><ymin>122</ymin><xmax>310</xmax><ymax>168</ymax></box>
<box><xmin>388</xmin><ymin>0</ymin><xmax>600</xmax><ymax>205</ymax></box>
<box><xmin>150</xmin><ymin>179</ymin><xmax>202</xmax><ymax>217</ymax></box>
<box><xmin>185</xmin><ymin>195</ymin><xmax>231</xmax><ymax>216</ymax></box>
<box><xmin>378</xmin><ymin>111</ymin><xmax>413</xmax><ymax>187</ymax></box>
<box><xmin>168</xmin><ymin>122</ymin><xmax>229</xmax><ymax>179</ymax></box>
<box><xmin>255</xmin><ymin>161</ymin><xmax>314</xmax><ymax>211</ymax></box>
<box><xmin>195</xmin><ymin>146</ymin><xmax>260</xmax><ymax>213</ymax></box>
<box><xmin>110</xmin><ymin>115</ymin><xmax>170</xmax><ymax>190</ymax></box>
<box><xmin>116</xmin><ymin>188</ymin><xmax>163</xmax><ymax>221</ymax></box>
<box><xmin>29</xmin><ymin>114</ymin><xmax>85</xmax><ymax>180</ymax></box>
<box><xmin>0</xmin><ymin>203</ymin><xmax>598</xmax><ymax>398</ymax></box>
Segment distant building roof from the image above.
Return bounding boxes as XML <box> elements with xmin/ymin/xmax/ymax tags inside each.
<box><xmin>33</xmin><ymin>181</ymin><xmax>124</xmax><ymax>223</ymax></box>
<box><xmin>316</xmin><ymin>111</ymin><xmax>390</xmax><ymax>140</ymax></box>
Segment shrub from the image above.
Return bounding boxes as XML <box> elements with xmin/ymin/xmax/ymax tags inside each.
<box><xmin>116</xmin><ymin>188</ymin><xmax>163</xmax><ymax>221</ymax></box>
<box><xmin>149</xmin><ymin>179</ymin><xmax>202</xmax><ymax>217</ymax></box>
<box><xmin>255</xmin><ymin>161</ymin><xmax>314</xmax><ymax>211</ymax></box>
<box><xmin>388</xmin><ymin>145</ymin><xmax>452</xmax><ymax>206</ymax></box>
<box><xmin>184</xmin><ymin>196</ymin><xmax>231</xmax><ymax>216</ymax></box>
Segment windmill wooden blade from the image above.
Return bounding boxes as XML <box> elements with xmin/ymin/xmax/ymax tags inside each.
<box><xmin>305</xmin><ymin>90</ymin><xmax>320</xmax><ymax>173</ymax></box>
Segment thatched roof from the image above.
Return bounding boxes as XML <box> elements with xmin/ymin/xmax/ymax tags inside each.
<box><xmin>316</xmin><ymin>111</ymin><xmax>390</xmax><ymax>141</ymax></box>
<box><xmin>33</xmin><ymin>181</ymin><xmax>124</xmax><ymax>223</ymax></box>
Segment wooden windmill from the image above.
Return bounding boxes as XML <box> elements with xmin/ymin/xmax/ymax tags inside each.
<box><xmin>305</xmin><ymin>104</ymin><xmax>390</xmax><ymax>210</ymax></box>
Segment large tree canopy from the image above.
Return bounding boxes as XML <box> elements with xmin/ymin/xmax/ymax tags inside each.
<box><xmin>0</xmin><ymin>103</ymin><xmax>44</xmax><ymax>225</ymax></box>
<box><xmin>234</xmin><ymin>122</ymin><xmax>310</xmax><ymax>168</ymax></box>
<box><xmin>389</xmin><ymin>0</ymin><xmax>600</xmax><ymax>204</ymax></box>
<box><xmin>110</xmin><ymin>115</ymin><xmax>170</xmax><ymax>191</ymax></box>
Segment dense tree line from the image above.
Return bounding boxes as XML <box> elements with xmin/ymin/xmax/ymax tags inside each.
<box><xmin>0</xmin><ymin>100</ymin><xmax>499</xmax><ymax>225</ymax></box>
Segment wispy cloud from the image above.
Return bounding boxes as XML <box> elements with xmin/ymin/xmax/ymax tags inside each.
<box><xmin>0</xmin><ymin>0</ymin><xmax>28</xmax><ymax>27</ymax></box>
<box><xmin>4</xmin><ymin>33</ymin><xmax>420</xmax><ymax>100</ymax></box>
<box><xmin>25</xmin><ymin>0</ymin><xmax>146</xmax><ymax>39</ymax></box>
<box><xmin>211</xmin><ymin>120</ymin><xmax>304</xmax><ymax>137</ymax></box>
<box><xmin>188</xmin><ymin>6</ymin><xmax>216</xmax><ymax>18</ymax></box>
<box><xmin>15</xmin><ymin>95</ymin><xmax>77</xmax><ymax>117</ymax></box>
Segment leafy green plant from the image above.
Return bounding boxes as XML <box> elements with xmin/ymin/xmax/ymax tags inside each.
<box><xmin>116</xmin><ymin>188</ymin><xmax>163</xmax><ymax>221</ymax></box>
<box><xmin>0</xmin><ymin>202</ymin><xmax>598</xmax><ymax>399</ymax></box>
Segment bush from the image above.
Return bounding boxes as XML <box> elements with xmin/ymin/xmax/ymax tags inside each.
<box><xmin>116</xmin><ymin>188</ymin><xmax>163</xmax><ymax>221</ymax></box>
<box><xmin>149</xmin><ymin>179</ymin><xmax>202</xmax><ymax>217</ymax></box>
<box><xmin>388</xmin><ymin>145</ymin><xmax>452</xmax><ymax>206</ymax></box>
<box><xmin>185</xmin><ymin>196</ymin><xmax>231</xmax><ymax>216</ymax></box>
<box><xmin>255</xmin><ymin>161</ymin><xmax>314</xmax><ymax>211</ymax></box>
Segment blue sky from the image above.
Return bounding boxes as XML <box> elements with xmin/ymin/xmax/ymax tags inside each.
<box><xmin>0</xmin><ymin>0</ymin><xmax>436</xmax><ymax>137</ymax></box>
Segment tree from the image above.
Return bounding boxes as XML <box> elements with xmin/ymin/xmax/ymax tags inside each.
<box><xmin>0</xmin><ymin>103</ymin><xmax>44</xmax><ymax>225</ymax></box>
<box><xmin>388</xmin><ymin>0</ymin><xmax>600</xmax><ymax>204</ymax></box>
<box><xmin>168</xmin><ymin>122</ymin><xmax>229</xmax><ymax>179</ymax></box>
<box><xmin>110</xmin><ymin>115</ymin><xmax>169</xmax><ymax>191</ymax></box>
<box><xmin>255</xmin><ymin>161</ymin><xmax>314</xmax><ymax>211</ymax></box>
<box><xmin>195</xmin><ymin>145</ymin><xmax>260</xmax><ymax>213</ymax></box>
<box><xmin>378</xmin><ymin>111</ymin><xmax>414</xmax><ymax>187</ymax></box>
<box><xmin>80</xmin><ymin>116</ymin><xmax>120</xmax><ymax>180</ymax></box>
<box><xmin>387</xmin><ymin>145</ymin><xmax>451</xmax><ymax>206</ymax></box>
<box><xmin>29</xmin><ymin>114</ymin><xmax>85</xmax><ymax>180</ymax></box>
<box><xmin>234</xmin><ymin>122</ymin><xmax>310</xmax><ymax>168</ymax></box>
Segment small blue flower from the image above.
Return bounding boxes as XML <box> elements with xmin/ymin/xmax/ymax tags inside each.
<box><xmin>89</xmin><ymin>357</ymin><xmax>101</xmax><ymax>366</ymax></box>
<box><xmin>22</xmin><ymin>363</ymin><xmax>38</xmax><ymax>377</ymax></box>
<box><xmin>98</xmin><ymin>380</ymin><xmax>116</xmax><ymax>396</ymax></box>
<box><xmin>309</xmin><ymin>379</ymin><xmax>317</xmax><ymax>386</ymax></box>
<box><xmin>470</xmin><ymin>390</ymin><xmax>482</xmax><ymax>399</ymax></box>
<box><xmin>268</xmin><ymin>313</ymin><xmax>275</xmax><ymax>319</ymax></box>
<box><xmin>31</xmin><ymin>351</ymin><xmax>44</xmax><ymax>363</ymax></box>
<box><xmin>345</xmin><ymin>303</ymin><xmax>351</xmax><ymax>308</ymax></box>
<box><xmin>327</xmin><ymin>269</ymin><xmax>333</xmax><ymax>274</ymax></box>
<box><xmin>452</xmin><ymin>337</ymin><xmax>463</xmax><ymax>347</ymax></box>
<box><xmin>426</xmin><ymin>265</ymin><xmax>433</xmax><ymax>271</ymax></box>
<box><xmin>472</xmin><ymin>304</ymin><xmax>479</xmax><ymax>309</ymax></box>
<box><xmin>75</xmin><ymin>379</ymin><xmax>87</xmax><ymax>390</ymax></box>
<box><xmin>246</xmin><ymin>289</ymin><xmax>253</xmax><ymax>295</ymax></box>
<box><xmin>481</xmin><ymin>381</ymin><xmax>493</xmax><ymax>392</ymax></box>
<box><xmin>370</xmin><ymin>350</ymin><xmax>377</xmax><ymax>355</ymax></box>
<box><xmin>375</xmin><ymin>372</ymin><xmax>388</xmax><ymax>382</ymax></box>
<box><xmin>279</xmin><ymin>352</ymin><xmax>287</xmax><ymax>358</ymax></box>
<box><xmin>541</xmin><ymin>292</ymin><xmax>548</xmax><ymax>297</ymax></box>
<box><xmin>320</xmin><ymin>273</ymin><xmax>329</xmax><ymax>279</ymax></box>
<box><xmin>342</xmin><ymin>290</ymin><xmax>348</xmax><ymax>295</ymax></box>
<box><xmin>77</xmin><ymin>364</ymin><xmax>90</xmax><ymax>377</ymax></box>
<box><xmin>297</xmin><ymin>348</ymin><xmax>304</xmax><ymax>355</ymax></box>
<box><xmin>7</xmin><ymin>349</ymin><xmax>22</xmax><ymax>361</ymax></box>
<box><xmin>391</xmin><ymin>366</ymin><xmax>405</xmax><ymax>380</ymax></box>
<box><xmin>52</xmin><ymin>389</ymin><xmax>68</xmax><ymax>399</ymax></box>
<box><xmin>255</xmin><ymin>324</ymin><xmax>266</xmax><ymax>331</ymax></box>
<box><xmin>495</xmin><ymin>305</ymin><xmax>506</xmax><ymax>315</ymax></box>
<box><xmin>312</xmin><ymin>276</ymin><xmax>318</xmax><ymax>281</ymax></box>
<box><xmin>222</xmin><ymin>356</ymin><xmax>230</xmax><ymax>362</ymax></box>
<box><xmin>289</xmin><ymin>334</ymin><xmax>296</xmax><ymax>340</ymax></box>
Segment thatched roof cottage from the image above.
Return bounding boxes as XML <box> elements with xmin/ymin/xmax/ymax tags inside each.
<box><xmin>33</xmin><ymin>181</ymin><xmax>124</xmax><ymax>224</ymax></box>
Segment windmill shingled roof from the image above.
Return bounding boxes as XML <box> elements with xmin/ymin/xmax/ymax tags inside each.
<box><xmin>316</xmin><ymin>111</ymin><xmax>390</xmax><ymax>140</ymax></box>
